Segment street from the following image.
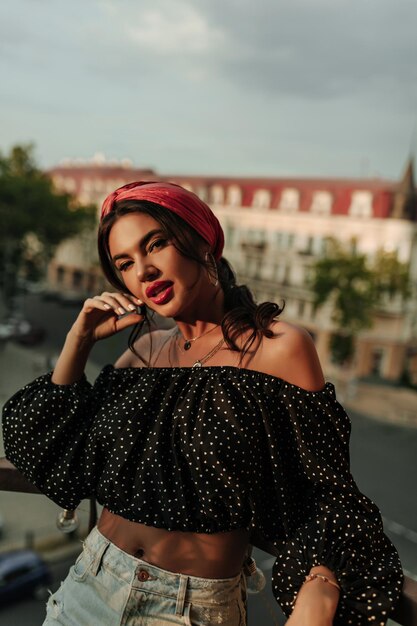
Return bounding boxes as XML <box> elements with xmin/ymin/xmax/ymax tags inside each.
<box><xmin>0</xmin><ymin>292</ymin><xmax>415</xmax><ymax>625</ymax></box>
<box><xmin>0</xmin><ymin>553</ymin><xmax>79</xmax><ymax>626</ymax></box>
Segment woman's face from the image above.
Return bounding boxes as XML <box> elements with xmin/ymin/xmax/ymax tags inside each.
<box><xmin>108</xmin><ymin>212</ymin><xmax>208</xmax><ymax>317</ymax></box>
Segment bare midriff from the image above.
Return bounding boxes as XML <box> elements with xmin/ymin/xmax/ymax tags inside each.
<box><xmin>98</xmin><ymin>508</ymin><xmax>250</xmax><ymax>578</ymax></box>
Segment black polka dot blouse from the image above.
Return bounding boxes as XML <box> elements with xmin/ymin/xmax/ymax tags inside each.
<box><xmin>2</xmin><ymin>365</ymin><xmax>403</xmax><ymax>624</ymax></box>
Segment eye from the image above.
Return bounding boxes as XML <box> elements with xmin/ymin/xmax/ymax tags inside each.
<box><xmin>118</xmin><ymin>261</ymin><xmax>133</xmax><ymax>272</ymax></box>
<box><xmin>148</xmin><ymin>238</ymin><xmax>167</xmax><ymax>253</ymax></box>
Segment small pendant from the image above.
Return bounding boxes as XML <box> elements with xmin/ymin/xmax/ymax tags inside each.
<box><xmin>192</xmin><ymin>361</ymin><xmax>202</xmax><ymax>367</ymax></box>
<box><xmin>184</xmin><ymin>341</ymin><xmax>192</xmax><ymax>351</ymax></box>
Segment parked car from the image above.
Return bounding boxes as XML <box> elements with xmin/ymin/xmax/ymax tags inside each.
<box><xmin>0</xmin><ymin>316</ymin><xmax>45</xmax><ymax>346</ymax></box>
<box><xmin>0</xmin><ymin>549</ymin><xmax>52</xmax><ymax>605</ymax></box>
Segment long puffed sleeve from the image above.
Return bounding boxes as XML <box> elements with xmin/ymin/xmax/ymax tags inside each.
<box><xmin>267</xmin><ymin>381</ymin><xmax>403</xmax><ymax>626</ymax></box>
<box><xmin>1</xmin><ymin>367</ymin><xmax>112</xmax><ymax>509</ymax></box>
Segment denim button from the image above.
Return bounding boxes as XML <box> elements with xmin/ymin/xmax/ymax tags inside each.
<box><xmin>138</xmin><ymin>569</ymin><xmax>150</xmax><ymax>581</ymax></box>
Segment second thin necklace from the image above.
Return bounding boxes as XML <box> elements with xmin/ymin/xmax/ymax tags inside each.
<box><xmin>177</xmin><ymin>324</ymin><xmax>220</xmax><ymax>352</ymax></box>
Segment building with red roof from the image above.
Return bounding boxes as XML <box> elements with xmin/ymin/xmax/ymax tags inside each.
<box><xmin>47</xmin><ymin>155</ymin><xmax>417</xmax><ymax>384</ymax></box>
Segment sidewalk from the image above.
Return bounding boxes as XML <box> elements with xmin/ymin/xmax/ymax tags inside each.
<box><xmin>0</xmin><ymin>341</ymin><xmax>101</xmax><ymax>557</ymax></box>
<box><xmin>344</xmin><ymin>381</ymin><xmax>417</xmax><ymax>428</ymax></box>
<box><xmin>0</xmin><ymin>341</ymin><xmax>101</xmax><ymax>445</ymax></box>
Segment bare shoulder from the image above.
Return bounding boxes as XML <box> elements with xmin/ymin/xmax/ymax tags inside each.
<box><xmin>259</xmin><ymin>320</ymin><xmax>325</xmax><ymax>391</ymax></box>
<box><xmin>114</xmin><ymin>328</ymin><xmax>173</xmax><ymax>369</ymax></box>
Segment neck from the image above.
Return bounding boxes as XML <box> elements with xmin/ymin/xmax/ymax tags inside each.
<box><xmin>174</xmin><ymin>287</ymin><xmax>225</xmax><ymax>340</ymax></box>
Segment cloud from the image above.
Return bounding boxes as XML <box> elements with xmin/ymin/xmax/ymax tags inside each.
<box><xmin>0</xmin><ymin>0</ymin><xmax>416</xmax><ymax>176</ymax></box>
<box><xmin>85</xmin><ymin>0</ymin><xmax>417</xmax><ymax>110</ymax></box>
<box><xmin>199</xmin><ymin>0</ymin><xmax>417</xmax><ymax>104</ymax></box>
<box><xmin>126</xmin><ymin>4</ymin><xmax>225</xmax><ymax>54</ymax></box>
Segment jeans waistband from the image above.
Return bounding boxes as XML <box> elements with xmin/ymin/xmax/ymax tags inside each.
<box><xmin>83</xmin><ymin>526</ymin><xmax>244</xmax><ymax>607</ymax></box>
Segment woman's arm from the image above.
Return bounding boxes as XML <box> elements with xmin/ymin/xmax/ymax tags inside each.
<box><xmin>286</xmin><ymin>565</ymin><xmax>340</xmax><ymax>626</ymax></box>
<box><xmin>265</xmin><ymin>322</ymin><xmax>403</xmax><ymax>624</ymax></box>
<box><xmin>51</xmin><ymin>291</ymin><xmax>144</xmax><ymax>384</ymax></box>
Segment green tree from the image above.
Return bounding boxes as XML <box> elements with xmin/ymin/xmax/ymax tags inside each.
<box><xmin>0</xmin><ymin>144</ymin><xmax>96</xmax><ymax>306</ymax></box>
<box><xmin>309</xmin><ymin>237</ymin><xmax>410</xmax><ymax>365</ymax></box>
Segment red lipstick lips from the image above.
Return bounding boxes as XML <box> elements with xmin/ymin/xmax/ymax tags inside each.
<box><xmin>145</xmin><ymin>281</ymin><xmax>174</xmax><ymax>304</ymax></box>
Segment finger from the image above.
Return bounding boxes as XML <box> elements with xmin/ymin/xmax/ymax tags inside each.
<box><xmin>117</xmin><ymin>293</ymin><xmax>145</xmax><ymax>309</ymax></box>
<box><xmin>83</xmin><ymin>297</ymin><xmax>115</xmax><ymax>313</ymax></box>
<box><xmin>109</xmin><ymin>293</ymin><xmax>145</xmax><ymax>315</ymax></box>
<box><xmin>115</xmin><ymin>312</ymin><xmax>144</xmax><ymax>332</ymax></box>
<box><xmin>130</xmin><ymin>296</ymin><xmax>146</xmax><ymax>316</ymax></box>
<box><xmin>118</xmin><ymin>293</ymin><xmax>145</xmax><ymax>312</ymax></box>
<box><xmin>94</xmin><ymin>294</ymin><xmax>130</xmax><ymax>316</ymax></box>
<box><xmin>116</xmin><ymin>305</ymin><xmax>146</xmax><ymax>321</ymax></box>
<box><xmin>127</xmin><ymin>295</ymin><xmax>144</xmax><ymax>306</ymax></box>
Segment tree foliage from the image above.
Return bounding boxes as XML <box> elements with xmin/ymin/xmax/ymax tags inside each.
<box><xmin>309</xmin><ymin>237</ymin><xmax>411</xmax><ymax>365</ymax></box>
<box><xmin>0</xmin><ymin>144</ymin><xmax>96</xmax><ymax>300</ymax></box>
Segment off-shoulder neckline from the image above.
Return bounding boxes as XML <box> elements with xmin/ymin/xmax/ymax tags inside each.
<box><xmin>109</xmin><ymin>364</ymin><xmax>334</xmax><ymax>395</ymax></box>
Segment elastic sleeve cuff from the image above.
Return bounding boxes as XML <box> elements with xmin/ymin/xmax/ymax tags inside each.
<box><xmin>271</xmin><ymin>508</ymin><xmax>404</xmax><ymax>625</ymax></box>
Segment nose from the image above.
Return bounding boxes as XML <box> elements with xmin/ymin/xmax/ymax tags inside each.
<box><xmin>135</xmin><ymin>259</ymin><xmax>158</xmax><ymax>284</ymax></box>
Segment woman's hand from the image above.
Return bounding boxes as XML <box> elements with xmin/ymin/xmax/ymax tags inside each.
<box><xmin>286</xmin><ymin>566</ymin><xmax>340</xmax><ymax>626</ymax></box>
<box><xmin>70</xmin><ymin>291</ymin><xmax>146</xmax><ymax>343</ymax></box>
<box><xmin>51</xmin><ymin>291</ymin><xmax>146</xmax><ymax>385</ymax></box>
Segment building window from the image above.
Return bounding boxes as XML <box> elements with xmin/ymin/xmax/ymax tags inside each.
<box><xmin>72</xmin><ymin>270</ymin><xmax>84</xmax><ymax>289</ymax></box>
<box><xmin>210</xmin><ymin>185</ymin><xmax>224</xmax><ymax>204</ymax></box>
<box><xmin>277</xmin><ymin>232</ymin><xmax>295</xmax><ymax>249</ymax></box>
<box><xmin>56</xmin><ymin>266</ymin><xmax>65</xmax><ymax>284</ymax></box>
<box><xmin>81</xmin><ymin>178</ymin><xmax>93</xmax><ymax>192</ymax></box>
<box><xmin>85</xmin><ymin>272</ymin><xmax>97</xmax><ymax>292</ymax></box>
<box><xmin>227</xmin><ymin>185</ymin><xmax>242</xmax><ymax>207</ymax></box>
<box><xmin>197</xmin><ymin>186</ymin><xmax>208</xmax><ymax>201</ymax></box>
<box><xmin>94</xmin><ymin>178</ymin><xmax>105</xmax><ymax>192</ymax></box>
<box><xmin>283</xmin><ymin>264</ymin><xmax>291</xmax><ymax>285</ymax></box>
<box><xmin>349</xmin><ymin>191</ymin><xmax>373</xmax><ymax>218</ymax></box>
<box><xmin>242</xmin><ymin>228</ymin><xmax>267</xmax><ymax>244</ymax></box>
<box><xmin>252</xmin><ymin>189</ymin><xmax>271</xmax><ymax>209</ymax></box>
<box><xmin>279</xmin><ymin>188</ymin><xmax>299</xmax><ymax>212</ymax></box>
<box><xmin>370</xmin><ymin>348</ymin><xmax>385</xmax><ymax>377</ymax></box>
<box><xmin>310</xmin><ymin>191</ymin><xmax>332</xmax><ymax>215</ymax></box>
<box><xmin>299</xmin><ymin>234</ymin><xmax>314</xmax><ymax>254</ymax></box>
<box><xmin>298</xmin><ymin>300</ymin><xmax>306</xmax><ymax>317</ymax></box>
<box><xmin>225</xmin><ymin>222</ymin><xmax>235</xmax><ymax>244</ymax></box>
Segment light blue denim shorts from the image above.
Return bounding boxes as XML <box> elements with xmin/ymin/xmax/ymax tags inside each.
<box><xmin>43</xmin><ymin>526</ymin><xmax>247</xmax><ymax>626</ymax></box>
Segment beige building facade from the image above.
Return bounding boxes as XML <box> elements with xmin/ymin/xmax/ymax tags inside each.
<box><xmin>48</xmin><ymin>157</ymin><xmax>417</xmax><ymax>384</ymax></box>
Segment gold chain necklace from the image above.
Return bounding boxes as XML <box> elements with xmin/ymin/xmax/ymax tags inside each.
<box><xmin>177</xmin><ymin>324</ymin><xmax>220</xmax><ymax>352</ymax></box>
<box><xmin>192</xmin><ymin>337</ymin><xmax>225</xmax><ymax>367</ymax></box>
<box><xmin>169</xmin><ymin>331</ymin><xmax>225</xmax><ymax>367</ymax></box>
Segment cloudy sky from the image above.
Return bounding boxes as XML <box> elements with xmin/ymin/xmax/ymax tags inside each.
<box><xmin>1</xmin><ymin>0</ymin><xmax>416</xmax><ymax>179</ymax></box>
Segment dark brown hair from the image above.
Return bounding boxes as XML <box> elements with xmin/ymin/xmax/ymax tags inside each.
<box><xmin>98</xmin><ymin>200</ymin><xmax>284</xmax><ymax>366</ymax></box>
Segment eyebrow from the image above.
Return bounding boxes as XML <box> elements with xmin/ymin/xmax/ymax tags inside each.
<box><xmin>112</xmin><ymin>229</ymin><xmax>165</xmax><ymax>263</ymax></box>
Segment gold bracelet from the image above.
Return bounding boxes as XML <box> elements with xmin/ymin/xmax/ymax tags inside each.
<box><xmin>304</xmin><ymin>573</ymin><xmax>341</xmax><ymax>591</ymax></box>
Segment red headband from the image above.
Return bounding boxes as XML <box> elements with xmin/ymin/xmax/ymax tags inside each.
<box><xmin>101</xmin><ymin>181</ymin><xmax>224</xmax><ymax>260</ymax></box>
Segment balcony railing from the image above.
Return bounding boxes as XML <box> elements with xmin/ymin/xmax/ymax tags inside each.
<box><xmin>1</xmin><ymin>457</ymin><xmax>416</xmax><ymax>625</ymax></box>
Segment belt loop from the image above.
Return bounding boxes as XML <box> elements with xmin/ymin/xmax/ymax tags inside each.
<box><xmin>90</xmin><ymin>538</ymin><xmax>110</xmax><ymax>576</ymax></box>
<box><xmin>175</xmin><ymin>574</ymin><xmax>188</xmax><ymax>616</ymax></box>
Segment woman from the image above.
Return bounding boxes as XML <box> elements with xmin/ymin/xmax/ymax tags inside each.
<box><xmin>2</xmin><ymin>181</ymin><xmax>403</xmax><ymax>625</ymax></box>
